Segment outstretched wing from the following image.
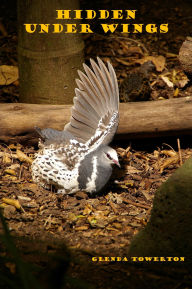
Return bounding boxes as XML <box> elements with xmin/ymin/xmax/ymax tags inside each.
<box><xmin>35</xmin><ymin>127</ymin><xmax>75</xmax><ymax>145</ymax></box>
<box><xmin>64</xmin><ymin>57</ymin><xmax>119</xmax><ymax>150</ymax></box>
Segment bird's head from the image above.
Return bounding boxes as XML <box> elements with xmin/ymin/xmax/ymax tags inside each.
<box><xmin>102</xmin><ymin>146</ymin><xmax>120</xmax><ymax>167</ymax></box>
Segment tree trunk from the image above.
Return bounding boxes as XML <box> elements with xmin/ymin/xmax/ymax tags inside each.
<box><xmin>18</xmin><ymin>0</ymin><xmax>84</xmax><ymax>104</ymax></box>
<box><xmin>1</xmin><ymin>97</ymin><xmax>192</xmax><ymax>144</ymax></box>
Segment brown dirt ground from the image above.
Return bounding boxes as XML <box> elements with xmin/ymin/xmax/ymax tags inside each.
<box><xmin>1</xmin><ymin>143</ymin><xmax>192</xmax><ymax>289</ymax></box>
<box><xmin>0</xmin><ymin>144</ymin><xmax>188</xmax><ymax>247</ymax></box>
<box><xmin>1</xmin><ymin>0</ymin><xmax>192</xmax><ymax>288</ymax></box>
<box><xmin>0</xmin><ymin>142</ymin><xmax>192</xmax><ymax>254</ymax></box>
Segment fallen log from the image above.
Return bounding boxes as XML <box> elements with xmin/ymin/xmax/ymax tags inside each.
<box><xmin>1</xmin><ymin>97</ymin><xmax>192</xmax><ymax>145</ymax></box>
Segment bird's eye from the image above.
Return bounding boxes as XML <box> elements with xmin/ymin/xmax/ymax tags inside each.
<box><xmin>106</xmin><ymin>153</ymin><xmax>112</xmax><ymax>160</ymax></box>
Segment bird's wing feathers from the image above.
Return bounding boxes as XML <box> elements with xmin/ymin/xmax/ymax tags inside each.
<box><xmin>35</xmin><ymin>127</ymin><xmax>75</xmax><ymax>145</ymax></box>
<box><xmin>64</xmin><ymin>57</ymin><xmax>119</xmax><ymax>149</ymax></box>
<box><xmin>35</xmin><ymin>58</ymin><xmax>119</xmax><ymax>170</ymax></box>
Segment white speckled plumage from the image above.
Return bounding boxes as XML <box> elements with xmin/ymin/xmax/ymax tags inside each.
<box><xmin>32</xmin><ymin>57</ymin><xmax>120</xmax><ymax>194</ymax></box>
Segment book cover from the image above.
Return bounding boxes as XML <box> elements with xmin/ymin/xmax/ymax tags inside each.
<box><xmin>0</xmin><ymin>0</ymin><xmax>191</xmax><ymax>288</ymax></box>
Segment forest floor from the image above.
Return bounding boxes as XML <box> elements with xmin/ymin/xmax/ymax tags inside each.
<box><xmin>1</xmin><ymin>0</ymin><xmax>192</xmax><ymax>288</ymax></box>
<box><xmin>1</xmin><ymin>142</ymin><xmax>192</xmax><ymax>255</ymax></box>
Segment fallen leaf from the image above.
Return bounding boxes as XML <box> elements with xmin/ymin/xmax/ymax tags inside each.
<box><xmin>68</xmin><ymin>212</ymin><xmax>78</xmax><ymax>223</ymax></box>
<box><xmin>174</xmin><ymin>71</ymin><xmax>189</xmax><ymax>88</ymax></box>
<box><xmin>112</xmin><ymin>222</ymin><xmax>122</xmax><ymax>230</ymax></box>
<box><xmin>134</xmin><ymin>152</ymin><xmax>149</xmax><ymax>161</ymax></box>
<box><xmin>153</xmin><ymin>150</ymin><xmax>160</xmax><ymax>158</ymax></box>
<box><xmin>109</xmin><ymin>201</ymin><xmax>118</xmax><ymax>214</ymax></box>
<box><xmin>160</xmin><ymin>156</ymin><xmax>179</xmax><ymax>173</ymax></box>
<box><xmin>106</xmin><ymin>192</ymin><xmax>123</xmax><ymax>204</ymax></box>
<box><xmin>124</xmin><ymin>165</ymin><xmax>141</xmax><ymax>174</ymax></box>
<box><xmin>165</xmin><ymin>52</ymin><xmax>178</xmax><ymax>58</ymax></box>
<box><xmin>0</xmin><ymin>203</ymin><xmax>8</xmax><ymax>208</ymax></box>
<box><xmin>115</xmin><ymin>58</ymin><xmax>132</xmax><ymax>66</ymax></box>
<box><xmin>151</xmin><ymin>56</ymin><xmax>166</xmax><ymax>72</ymax></box>
<box><xmin>137</xmin><ymin>55</ymin><xmax>166</xmax><ymax>72</ymax></box>
<box><xmin>16</xmin><ymin>149</ymin><xmax>33</xmax><ymax>164</ymax></box>
<box><xmin>120</xmin><ymin>185</ymin><xmax>129</xmax><ymax>189</ymax></box>
<box><xmin>2</xmin><ymin>198</ymin><xmax>22</xmax><ymax>210</ymax></box>
<box><xmin>127</xmin><ymin>46</ymin><xmax>143</xmax><ymax>55</ymax></box>
<box><xmin>17</xmin><ymin>195</ymin><xmax>31</xmax><ymax>201</ymax></box>
<box><xmin>8</xmin><ymin>144</ymin><xmax>22</xmax><ymax>150</ymax></box>
<box><xmin>177</xmin><ymin>78</ymin><xmax>189</xmax><ymax>88</ymax></box>
<box><xmin>3</xmin><ymin>175</ymin><xmax>17</xmax><ymax>181</ymax></box>
<box><xmin>142</xmin><ymin>190</ymin><xmax>152</xmax><ymax>201</ymax></box>
<box><xmin>0</xmin><ymin>65</ymin><xmax>18</xmax><ymax>85</ymax></box>
<box><xmin>106</xmin><ymin>226</ymin><xmax>119</xmax><ymax>231</ymax></box>
<box><xmin>160</xmin><ymin>75</ymin><xmax>174</xmax><ymax>88</ymax></box>
<box><xmin>75</xmin><ymin>225</ymin><xmax>89</xmax><ymax>231</ymax></box>
<box><xmin>117</xmin><ymin>148</ymin><xmax>127</xmax><ymax>158</ymax></box>
<box><xmin>158</xmin><ymin>96</ymin><xmax>166</xmax><ymax>100</ymax></box>
<box><xmin>161</xmin><ymin>150</ymin><xmax>177</xmax><ymax>157</ymax></box>
<box><xmin>2</xmin><ymin>153</ymin><xmax>12</xmax><ymax>164</ymax></box>
<box><xmin>174</xmin><ymin>88</ymin><xmax>179</xmax><ymax>97</ymax></box>
<box><xmin>87</xmin><ymin>216</ymin><xmax>97</xmax><ymax>227</ymax></box>
<box><xmin>7</xmin><ymin>164</ymin><xmax>20</xmax><ymax>170</ymax></box>
<box><xmin>83</xmin><ymin>204</ymin><xmax>93</xmax><ymax>215</ymax></box>
<box><xmin>4</xmin><ymin>169</ymin><xmax>17</xmax><ymax>176</ymax></box>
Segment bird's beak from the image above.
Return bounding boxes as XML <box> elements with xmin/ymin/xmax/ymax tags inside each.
<box><xmin>113</xmin><ymin>159</ymin><xmax>121</xmax><ymax>168</ymax></box>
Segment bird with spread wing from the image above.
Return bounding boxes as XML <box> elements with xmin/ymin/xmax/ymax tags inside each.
<box><xmin>32</xmin><ymin>57</ymin><xmax>120</xmax><ymax>194</ymax></box>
